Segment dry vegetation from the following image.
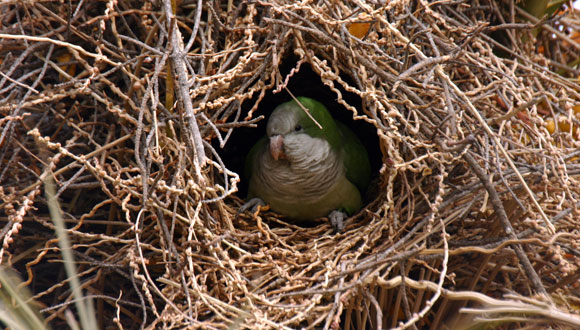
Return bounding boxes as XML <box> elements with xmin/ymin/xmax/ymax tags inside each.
<box><xmin>1</xmin><ymin>0</ymin><xmax>580</xmax><ymax>329</ymax></box>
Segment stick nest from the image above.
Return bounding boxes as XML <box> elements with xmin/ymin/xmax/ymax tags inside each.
<box><xmin>1</xmin><ymin>0</ymin><xmax>579</xmax><ymax>329</ymax></box>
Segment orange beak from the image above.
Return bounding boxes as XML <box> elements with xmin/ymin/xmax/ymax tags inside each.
<box><xmin>269</xmin><ymin>135</ymin><xmax>286</xmax><ymax>160</ymax></box>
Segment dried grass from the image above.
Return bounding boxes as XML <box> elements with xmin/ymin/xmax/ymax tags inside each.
<box><xmin>1</xmin><ymin>0</ymin><xmax>579</xmax><ymax>329</ymax></box>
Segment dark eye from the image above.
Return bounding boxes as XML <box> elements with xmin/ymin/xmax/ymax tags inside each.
<box><xmin>294</xmin><ymin>124</ymin><xmax>302</xmax><ymax>131</ymax></box>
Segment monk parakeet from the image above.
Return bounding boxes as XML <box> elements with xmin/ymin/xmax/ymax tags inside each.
<box><xmin>243</xmin><ymin>97</ymin><xmax>371</xmax><ymax>232</ymax></box>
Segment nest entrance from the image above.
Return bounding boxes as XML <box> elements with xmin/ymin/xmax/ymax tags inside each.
<box><xmin>223</xmin><ymin>61</ymin><xmax>383</xmax><ymax>203</ymax></box>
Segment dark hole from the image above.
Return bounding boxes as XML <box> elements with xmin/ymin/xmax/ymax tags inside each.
<box><xmin>219</xmin><ymin>58</ymin><xmax>382</xmax><ymax>214</ymax></box>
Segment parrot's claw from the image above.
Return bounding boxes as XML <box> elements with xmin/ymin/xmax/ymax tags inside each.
<box><xmin>328</xmin><ymin>210</ymin><xmax>347</xmax><ymax>233</ymax></box>
<box><xmin>240</xmin><ymin>198</ymin><xmax>268</xmax><ymax>216</ymax></box>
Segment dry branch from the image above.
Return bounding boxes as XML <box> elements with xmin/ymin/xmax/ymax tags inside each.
<box><xmin>0</xmin><ymin>0</ymin><xmax>579</xmax><ymax>329</ymax></box>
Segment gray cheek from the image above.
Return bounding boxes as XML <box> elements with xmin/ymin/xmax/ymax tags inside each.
<box><xmin>283</xmin><ymin>134</ymin><xmax>306</xmax><ymax>156</ymax></box>
<box><xmin>284</xmin><ymin>135</ymin><xmax>330</xmax><ymax>162</ymax></box>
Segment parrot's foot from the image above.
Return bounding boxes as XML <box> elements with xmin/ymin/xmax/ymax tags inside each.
<box><xmin>328</xmin><ymin>210</ymin><xmax>347</xmax><ymax>233</ymax></box>
<box><xmin>239</xmin><ymin>198</ymin><xmax>268</xmax><ymax>216</ymax></box>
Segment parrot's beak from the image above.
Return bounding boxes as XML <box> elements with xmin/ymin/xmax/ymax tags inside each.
<box><xmin>269</xmin><ymin>135</ymin><xmax>286</xmax><ymax>160</ymax></box>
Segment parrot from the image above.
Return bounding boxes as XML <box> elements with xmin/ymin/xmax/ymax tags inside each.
<box><xmin>243</xmin><ymin>96</ymin><xmax>371</xmax><ymax>232</ymax></box>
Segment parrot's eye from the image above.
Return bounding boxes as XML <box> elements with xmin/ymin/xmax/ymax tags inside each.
<box><xmin>294</xmin><ymin>124</ymin><xmax>302</xmax><ymax>131</ymax></box>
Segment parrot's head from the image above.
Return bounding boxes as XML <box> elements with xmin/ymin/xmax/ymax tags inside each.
<box><xmin>266</xmin><ymin>97</ymin><xmax>341</xmax><ymax>162</ymax></box>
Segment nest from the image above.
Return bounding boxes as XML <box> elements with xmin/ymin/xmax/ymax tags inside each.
<box><xmin>1</xmin><ymin>0</ymin><xmax>580</xmax><ymax>329</ymax></box>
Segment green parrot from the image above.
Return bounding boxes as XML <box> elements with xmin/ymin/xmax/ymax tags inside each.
<box><xmin>243</xmin><ymin>97</ymin><xmax>371</xmax><ymax>232</ymax></box>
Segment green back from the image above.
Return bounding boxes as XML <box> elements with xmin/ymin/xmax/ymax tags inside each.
<box><xmin>336</xmin><ymin>121</ymin><xmax>371</xmax><ymax>193</ymax></box>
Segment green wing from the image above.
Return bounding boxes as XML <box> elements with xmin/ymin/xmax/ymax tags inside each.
<box><xmin>244</xmin><ymin>136</ymin><xmax>267</xmax><ymax>197</ymax></box>
<box><xmin>337</xmin><ymin>122</ymin><xmax>371</xmax><ymax>194</ymax></box>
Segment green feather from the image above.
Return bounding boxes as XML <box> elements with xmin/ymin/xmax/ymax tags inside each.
<box><xmin>337</xmin><ymin>121</ymin><xmax>371</xmax><ymax>194</ymax></box>
<box><xmin>244</xmin><ymin>135</ymin><xmax>266</xmax><ymax>197</ymax></box>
